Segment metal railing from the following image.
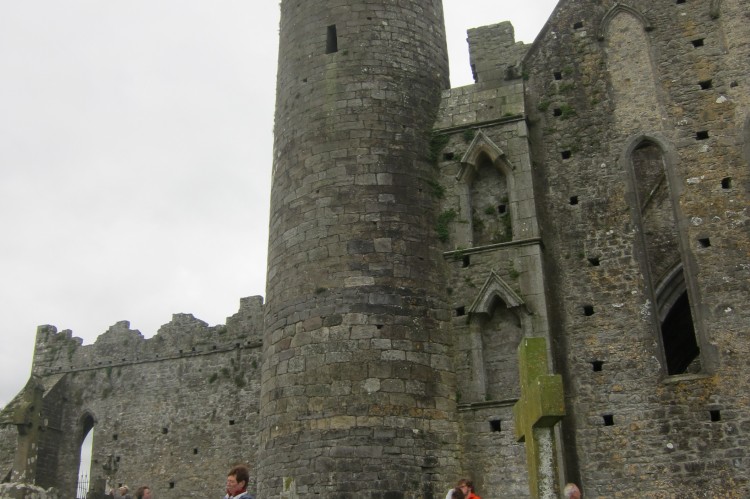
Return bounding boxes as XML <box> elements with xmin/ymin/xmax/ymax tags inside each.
<box><xmin>76</xmin><ymin>474</ymin><xmax>89</xmax><ymax>499</ymax></box>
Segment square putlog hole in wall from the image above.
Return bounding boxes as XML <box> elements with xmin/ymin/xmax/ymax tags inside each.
<box><xmin>591</xmin><ymin>361</ymin><xmax>604</xmax><ymax>372</ymax></box>
<box><xmin>709</xmin><ymin>410</ymin><xmax>721</xmax><ymax>422</ymax></box>
<box><xmin>583</xmin><ymin>305</ymin><xmax>595</xmax><ymax>316</ymax></box>
<box><xmin>698</xmin><ymin>238</ymin><xmax>711</xmax><ymax>248</ymax></box>
<box><xmin>603</xmin><ymin>414</ymin><xmax>615</xmax><ymax>426</ymax></box>
<box><xmin>489</xmin><ymin>420</ymin><xmax>502</xmax><ymax>432</ymax></box>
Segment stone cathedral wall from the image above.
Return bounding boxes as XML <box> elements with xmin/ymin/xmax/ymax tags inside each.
<box><xmin>524</xmin><ymin>0</ymin><xmax>750</xmax><ymax>496</ymax></box>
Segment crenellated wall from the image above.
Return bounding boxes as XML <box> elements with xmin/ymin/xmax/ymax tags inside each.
<box><xmin>3</xmin><ymin>296</ymin><xmax>264</xmax><ymax>498</ymax></box>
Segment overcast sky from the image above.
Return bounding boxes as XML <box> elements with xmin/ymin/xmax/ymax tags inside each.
<box><xmin>0</xmin><ymin>0</ymin><xmax>558</xmax><ymax>408</ymax></box>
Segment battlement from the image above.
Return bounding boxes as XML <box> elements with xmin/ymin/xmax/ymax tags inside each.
<box><xmin>31</xmin><ymin>295</ymin><xmax>264</xmax><ymax>376</ymax></box>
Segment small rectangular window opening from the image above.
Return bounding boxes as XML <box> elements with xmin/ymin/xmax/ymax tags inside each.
<box><xmin>443</xmin><ymin>152</ymin><xmax>455</xmax><ymax>161</ymax></box>
<box><xmin>592</xmin><ymin>361</ymin><xmax>604</xmax><ymax>372</ymax></box>
<box><xmin>698</xmin><ymin>238</ymin><xmax>711</xmax><ymax>248</ymax></box>
<box><xmin>113</xmin><ymin>434</ymin><xmax>118</xmax><ymax>441</ymax></box>
<box><xmin>489</xmin><ymin>420</ymin><xmax>502</xmax><ymax>432</ymax></box>
<box><xmin>553</xmin><ymin>108</ymin><xmax>563</xmax><ymax>117</ymax></box>
<box><xmin>553</xmin><ymin>71</ymin><xmax>563</xmax><ymax>80</ymax></box>
<box><xmin>696</xmin><ymin>131</ymin><xmax>710</xmax><ymax>140</ymax></box>
<box><xmin>569</xmin><ymin>196</ymin><xmax>579</xmax><ymax>205</ymax></box>
<box><xmin>497</xmin><ymin>204</ymin><xmax>507</xmax><ymax>215</ymax></box>
<box><xmin>193</xmin><ymin>448</ymin><xmax>199</xmax><ymax>454</ymax></box>
<box><xmin>169</xmin><ymin>482</ymin><xmax>175</xmax><ymax>489</ymax></box>
<box><xmin>583</xmin><ymin>305</ymin><xmax>595</xmax><ymax>316</ymax></box>
<box><xmin>676</xmin><ymin>0</ymin><xmax>686</xmax><ymax>4</ymax></box>
<box><xmin>326</xmin><ymin>25</ymin><xmax>338</xmax><ymax>54</ymax></box>
<box><xmin>709</xmin><ymin>410</ymin><xmax>721</xmax><ymax>422</ymax></box>
<box><xmin>699</xmin><ymin>79</ymin><xmax>713</xmax><ymax>90</ymax></box>
<box><xmin>588</xmin><ymin>257</ymin><xmax>601</xmax><ymax>267</ymax></box>
<box><xmin>573</xmin><ymin>21</ymin><xmax>584</xmax><ymax>30</ymax></box>
<box><xmin>229</xmin><ymin>419</ymin><xmax>236</xmax><ymax>425</ymax></box>
<box><xmin>692</xmin><ymin>38</ymin><xmax>705</xmax><ymax>48</ymax></box>
<box><xmin>455</xmin><ymin>306</ymin><xmax>466</xmax><ymax>317</ymax></box>
<box><xmin>561</xmin><ymin>150</ymin><xmax>572</xmax><ymax>160</ymax></box>
<box><xmin>603</xmin><ymin>414</ymin><xmax>615</xmax><ymax>426</ymax></box>
<box><xmin>162</xmin><ymin>427</ymin><xmax>169</xmax><ymax>434</ymax></box>
<box><xmin>721</xmin><ymin>177</ymin><xmax>732</xmax><ymax>189</ymax></box>
<box><xmin>462</xmin><ymin>255</ymin><xmax>471</xmax><ymax>268</ymax></box>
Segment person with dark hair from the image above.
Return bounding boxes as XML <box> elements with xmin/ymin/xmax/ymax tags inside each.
<box><xmin>134</xmin><ymin>486</ymin><xmax>152</xmax><ymax>499</ymax></box>
<box><xmin>223</xmin><ymin>465</ymin><xmax>255</xmax><ymax>499</ymax></box>
<box><xmin>445</xmin><ymin>479</ymin><xmax>480</xmax><ymax>499</ymax></box>
<box><xmin>451</xmin><ymin>489</ymin><xmax>466</xmax><ymax>499</ymax></box>
<box><xmin>460</xmin><ymin>479</ymin><xmax>481</xmax><ymax>499</ymax></box>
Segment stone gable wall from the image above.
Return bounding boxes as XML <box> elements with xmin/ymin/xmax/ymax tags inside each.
<box><xmin>524</xmin><ymin>0</ymin><xmax>750</xmax><ymax>496</ymax></box>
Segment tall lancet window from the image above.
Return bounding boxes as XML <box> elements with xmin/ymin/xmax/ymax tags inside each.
<box><xmin>631</xmin><ymin>140</ymin><xmax>699</xmax><ymax>374</ymax></box>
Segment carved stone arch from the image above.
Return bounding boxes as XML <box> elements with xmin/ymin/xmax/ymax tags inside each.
<box><xmin>456</xmin><ymin>131</ymin><xmax>517</xmax><ymax>247</ymax></box>
<box><xmin>597</xmin><ymin>3</ymin><xmax>654</xmax><ymax>41</ymax></box>
<box><xmin>620</xmin><ymin>132</ymin><xmax>681</xmax><ymax>211</ymax></box>
<box><xmin>655</xmin><ymin>264</ymin><xmax>687</xmax><ymax>324</ymax></box>
<box><xmin>457</xmin><ymin>129</ymin><xmax>514</xmax><ymax>184</ymax></box>
<box><xmin>468</xmin><ymin>271</ymin><xmax>528</xmax><ymax>319</ymax></box>
<box><xmin>78</xmin><ymin>410</ymin><xmax>97</xmax><ymax>444</ymax></box>
<box><xmin>464</xmin><ymin>271</ymin><xmax>529</xmax><ymax>402</ymax></box>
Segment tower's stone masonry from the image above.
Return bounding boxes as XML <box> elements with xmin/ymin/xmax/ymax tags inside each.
<box><xmin>2</xmin><ymin>1</ymin><xmax>749</xmax><ymax>498</ymax></box>
<box><xmin>260</xmin><ymin>1</ymin><xmax>458</xmax><ymax>497</ymax></box>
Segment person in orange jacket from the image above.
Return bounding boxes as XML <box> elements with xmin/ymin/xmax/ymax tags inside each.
<box><xmin>445</xmin><ymin>479</ymin><xmax>480</xmax><ymax>499</ymax></box>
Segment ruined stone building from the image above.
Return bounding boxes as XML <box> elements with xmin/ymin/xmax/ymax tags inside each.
<box><xmin>2</xmin><ymin>0</ymin><xmax>748</xmax><ymax>498</ymax></box>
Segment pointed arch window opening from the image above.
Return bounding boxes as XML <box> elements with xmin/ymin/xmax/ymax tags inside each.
<box><xmin>453</xmin><ymin>130</ymin><xmax>519</xmax><ymax>249</ymax></box>
<box><xmin>77</xmin><ymin>414</ymin><xmax>95</xmax><ymax>499</ymax></box>
<box><xmin>629</xmin><ymin>139</ymin><xmax>701</xmax><ymax>375</ymax></box>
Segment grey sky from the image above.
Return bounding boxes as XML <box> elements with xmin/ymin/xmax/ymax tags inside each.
<box><xmin>0</xmin><ymin>0</ymin><xmax>558</xmax><ymax>408</ymax></box>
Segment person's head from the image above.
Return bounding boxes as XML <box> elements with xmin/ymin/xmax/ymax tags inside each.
<box><xmin>135</xmin><ymin>486</ymin><xmax>152</xmax><ymax>499</ymax></box>
<box><xmin>451</xmin><ymin>489</ymin><xmax>466</xmax><ymax>499</ymax></box>
<box><xmin>455</xmin><ymin>479</ymin><xmax>473</xmax><ymax>496</ymax></box>
<box><xmin>119</xmin><ymin>486</ymin><xmax>129</xmax><ymax>497</ymax></box>
<box><xmin>226</xmin><ymin>465</ymin><xmax>250</xmax><ymax>495</ymax></box>
<box><xmin>564</xmin><ymin>483</ymin><xmax>581</xmax><ymax>499</ymax></box>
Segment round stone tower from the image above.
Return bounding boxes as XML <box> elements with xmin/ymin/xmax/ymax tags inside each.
<box><xmin>259</xmin><ymin>1</ymin><xmax>458</xmax><ymax>497</ymax></box>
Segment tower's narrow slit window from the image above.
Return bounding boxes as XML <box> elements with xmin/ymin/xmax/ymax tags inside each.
<box><xmin>326</xmin><ymin>25</ymin><xmax>338</xmax><ymax>54</ymax></box>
